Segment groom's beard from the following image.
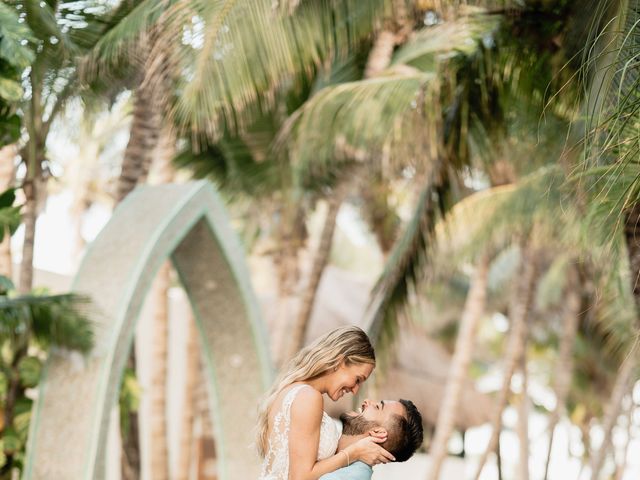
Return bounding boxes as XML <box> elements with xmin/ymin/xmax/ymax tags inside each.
<box><xmin>340</xmin><ymin>412</ymin><xmax>379</xmax><ymax>436</ymax></box>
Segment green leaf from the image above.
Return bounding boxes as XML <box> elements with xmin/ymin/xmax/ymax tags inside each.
<box><xmin>0</xmin><ymin>275</ymin><xmax>14</xmax><ymax>296</ymax></box>
<box><xmin>0</xmin><ymin>79</ymin><xmax>23</xmax><ymax>103</ymax></box>
<box><xmin>0</xmin><ymin>205</ymin><xmax>22</xmax><ymax>237</ymax></box>
<box><xmin>17</xmin><ymin>356</ymin><xmax>41</xmax><ymax>388</ymax></box>
<box><xmin>2</xmin><ymin>429</ymin><xmax>21</xmax><ymax>454</ymax></box>
<box><xmin>0</xmin><ymin>3</ymin><xmax>36</xmax><ymax>69</ymax></box>
<box><xmin>0</xmin><ymin>113</ymin><xmax>21</xmax><ymax>147</ymax></box>
<box><xmin>119</xmin><ymin>367</ymin><xmax>141</xmax><ymax>438</ymax></box>
<box><xmin>0</xmin><ymin>189</ymin><xmax>16</xmax><ymax>209</ymax></box>
<box><xmin>13</xmin><ymin>410</ymin><xmax>31</xmax><ymax>441</ymax></box>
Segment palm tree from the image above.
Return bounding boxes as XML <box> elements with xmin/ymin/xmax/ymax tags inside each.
<box><xmin>473</xmin><ymin>243</ymin><xmax>537</xmax><ymax>480</ymax></box>
<box><xmin>577</xmin><ymin>4</ymin><xmax>640</xmax><ymax>474</ymax></box>
<box><xmin>286</xmin><ymin>187</ymin><xmax>347</xmax><ymax>360</ymax></box>
<box><xmin>284</xmin><ymin>1</ymin><xmax>414</xmax><ymax>359</ymax></box>
<box><xmin>4</xmin><ymin>0</ymin><xmax>144</xmax><ymax>295</ymax></box>
<box><xmin>146</xmin><ymin>125</ymin><xmax>177</xmax><ymax>480</ymax></box>
<box><xmin>516</xmin><ymin>349</ymin><xmax>530</xmax><ymax>480</ymax></box>
<box><xmin>279</xmin><ymin>0</ymin><xmax>594</xmax><ymax>351</ymax></box>
<box><xmin>589</xmin><ymin>343</ymin><xmax>638</xmax><ymax>479</ymax></box>
<box><xmin>543</xmin><ymin>263</ymin><xmax>583</xmax><ymax>479</ymax></box>
<box><xmin>426</xmin><ymin>254</ymin><xmax>490</xmax><ymax>480</ymax></box>
<box><xmin>176</xmin><ymin>311</ymin><xmax>199</xmax><ymax>480</ymax></box>
<box><xmin>582</xmin><ymin>0</ymin><xmax>640</xmax><ymax>311</ymax></box>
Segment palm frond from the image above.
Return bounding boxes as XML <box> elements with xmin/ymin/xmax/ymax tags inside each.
<box><xmin>435</xmin><ymin>167</ymin><xmax>572</xmax><ymax>262</ymax></box>
<box><xmin>80</xmin><ymin>0</ymin><xmax>167</xmax><ymax>82</ymax></box>
<box><xmin>391</xmin><ymin>13</ymin><xmax>501</xmax><ymax>70</ymax></box>
<box><xmin>174</xmin><ymin>133</ymin><xmax>283</xmax><ymax>198</ymax></box>
<box><xmin>0</xmin><ymin>293</ymin><xmax>93</xmax><ymax>353</ymax></box>
<box><xmin>278</xmin><ymin>71</ymin><xmax>441</xmax><ymax>185</ymax></box>
<box><xmin>574</xmin><ymin>162</ymin><xmax>640</xmax><ymax>255</ymax></box>
<box><xmin>591</xmin><ymin>258</ymin><xmax>638</xmax><ymax>355</ymax></box>
<box><xmin>366</xmin><ymin>178</ymin><xmax>440</xmax><ymax>350</ymax></box>
<box><xmin>583</xmin><ymin>0</ymin><xmax>640</xmax><ymax>173</ymax></box>
<box><xmin>164</xmin><ymin>0</ymin><xmax>389</xmax><ymax>138</ymax></box>
<box><xmin>278</xmin><ymin>13</ymin><xmax>504</xmax><ymax>186</ymax></box>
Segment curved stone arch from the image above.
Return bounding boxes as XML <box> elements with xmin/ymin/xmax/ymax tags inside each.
<box><xmin>24</xmin><ymin>182</ymin><xmax>273</xmax><ymax>479</ymax></box>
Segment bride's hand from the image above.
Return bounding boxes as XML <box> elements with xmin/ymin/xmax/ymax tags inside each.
<box><xmin>347</xmin><ymin>436</ymin><xmax>395</xmax><ymax>466</ymax></box>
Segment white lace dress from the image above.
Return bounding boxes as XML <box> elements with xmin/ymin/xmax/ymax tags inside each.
<box><xmin>259</xmin><ymin>384</ymin><xmax>340</xmax><ymax>480</ymax></box>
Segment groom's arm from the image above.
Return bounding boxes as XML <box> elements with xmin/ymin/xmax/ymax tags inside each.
<box><xmin>318</xmin><ymin>461</ymin><xmax>373</xmax><ymax>480</ymax></box>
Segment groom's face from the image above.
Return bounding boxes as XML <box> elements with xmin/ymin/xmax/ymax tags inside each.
<box><xmin>359</xmin><ymin>399</ymin><xmax>406</xmax><ymax>425</ymax></box>
<box><xmin>340</xmin><ymin>399</ymin><xmax>406</xmax><ymax>435</ymax></box>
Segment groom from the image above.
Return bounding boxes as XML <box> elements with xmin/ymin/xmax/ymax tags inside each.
<box><xmin>320</xmin><ymin>398</ymin><xmax>424</xmax><ymax>480</ymax></box>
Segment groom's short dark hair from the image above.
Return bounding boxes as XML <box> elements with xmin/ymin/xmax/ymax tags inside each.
<box><xmin>384</xmin><ymin>399</ymin><xmax>423</xmax><ymax>462</ymax></box>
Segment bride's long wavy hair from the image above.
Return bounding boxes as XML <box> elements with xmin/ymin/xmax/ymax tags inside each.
<box><xmin>256</xmin><ymin>326</ymin><xmax>375</xmax><ymax>457</ymax></box>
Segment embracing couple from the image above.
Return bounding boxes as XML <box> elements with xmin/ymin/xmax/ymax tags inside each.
<box><xmin>257</xmin><ymin>326</ymin><xmax>424</xmax><ymax>480</ymax></box>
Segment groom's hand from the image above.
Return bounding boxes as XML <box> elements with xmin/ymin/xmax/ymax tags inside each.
<box><xmin>367</xmin><ymin>427</ymin><xmax>388</xmax><ymax>443</ymax></box>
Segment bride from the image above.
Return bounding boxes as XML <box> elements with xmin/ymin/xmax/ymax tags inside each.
<box><xmin>257</xmin><ymin>326</ymin><xmax>395</xmax><ymax>479</ymax></box>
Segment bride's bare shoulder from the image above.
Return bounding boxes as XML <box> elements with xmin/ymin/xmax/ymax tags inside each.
<box><xmin>290</xmin><ymin>384</ymin><xmax>323</xmax><ymax>425</ymax></box>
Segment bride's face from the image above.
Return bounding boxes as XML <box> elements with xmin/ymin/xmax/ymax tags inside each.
<box><xmin>325</xmin><ymin>361</ymin><xmax>374</xmax><ymax>401</ymax></box>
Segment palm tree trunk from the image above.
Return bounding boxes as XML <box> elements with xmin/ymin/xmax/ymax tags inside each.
<box><xmin>115</xmin><ymin>83</ymin><xmax>159</xmax><ymax>203</ymax></box>
<box><xmin>363</xmin><ymin>0</ymin><xmax>411</xmax><ymax>80</ymax></box>
<box><xmin>176</xmin><ymin>313</ymin><xmax>199</xmax><ymax>480</ymax></box>
<box><xmin>147</xmin><ymin>125</ymin><xmax>176</xmax><ymax>480</ymax></box>
<box><xmin>427</xmin><ymin>254</ymin><xmax>490</xmax><ymax>480</ymax></box>
<box><xmin>589</xmin><ymin>345</ymin><xmax>637</xmax><ymax>479</ymax></box>
<box><xmin>614</xmin><ymin>399</ymin><xmax>634</xmax><ymax>480</ymax></box>
<box><xmin>151</xmin><ymin>125</ymin><xmax>176</xmax><ymax>184</ymax></box>
<box><xmin>148</xmin><ymin>263</ymin><xmax>171</xmax><ymax>480</ymax></box>
<box><xmin>285</xmin><ymin>189</ymin><xmax>345</xmax><ymax>359</ymax></box>
<box><xmin>18</xmin><ymin>155</ymin><xmax>42</xmax><ymax>294</ymax></box>
<box><xmin>473</xmin><ymin>245</ymin><xmax>537</xmax><ymax>480</ymax></box>
<box><xmin>119</xmin><ymin>81</ymin><xmax>161</xmax><ymax>480</ymax></box>
<box><xmin>272</xmin><ymin>205</ymin><xmax>305</xmax><ymax>367</ymax></box>
<box><xmin>517</xmin><ymin>349</ymin><xmax>530</xmax><ymax>480</ymax></box>
<box><xmin>578</xmin><ymin>421</ymin><xmax>592</xmax><ymax>478</ymax></box>
<box><xmin>0</xmin><ymin>144</ymin><xmax>16</xmax><ymax>278</ymax></box>
<box><xmin>543</xmin><ymin>263</ymin><xmax>582</xmax><ymax>480</ymax></box>
<box><xmin>194</xmin><ymin>354</ymin><xmax>217</xmax><ymax>480</ymax></box>
<box><xmin>364</xmin><ymin>30</ymin><xmax>397</xmax><ymax>78</ymax></box>
<box><xmin>496</xmin><ymin>436</ymin><xmax>503</xmax><ymax>480</ymax></box>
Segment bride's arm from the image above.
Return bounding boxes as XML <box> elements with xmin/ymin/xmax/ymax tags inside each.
<box><xmin>288</xmin><ymin>388</ymin><xmax>393</xmax><ymax>480</ymax></box>
<box><xmin>288</xmin><ymin>387</ymin><xmax>348</xmax><ymax>480</ymax></box>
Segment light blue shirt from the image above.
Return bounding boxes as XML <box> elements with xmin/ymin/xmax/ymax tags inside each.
<box><xmin>319</xmin><ymin>461</ymin><xmax>373</xmax><ymax>480</ymax></box>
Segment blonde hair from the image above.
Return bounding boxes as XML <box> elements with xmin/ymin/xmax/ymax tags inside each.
<box><xmin>256</xmin><ymin>326</ymin><xmax>375</xmax><ymax>457</ymax></box>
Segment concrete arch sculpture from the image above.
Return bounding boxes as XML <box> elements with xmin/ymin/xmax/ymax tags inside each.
<box><xmin>24</xmin><ymin>182</ymin><xmax>273</xmax><ymax>479</ymax></box>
